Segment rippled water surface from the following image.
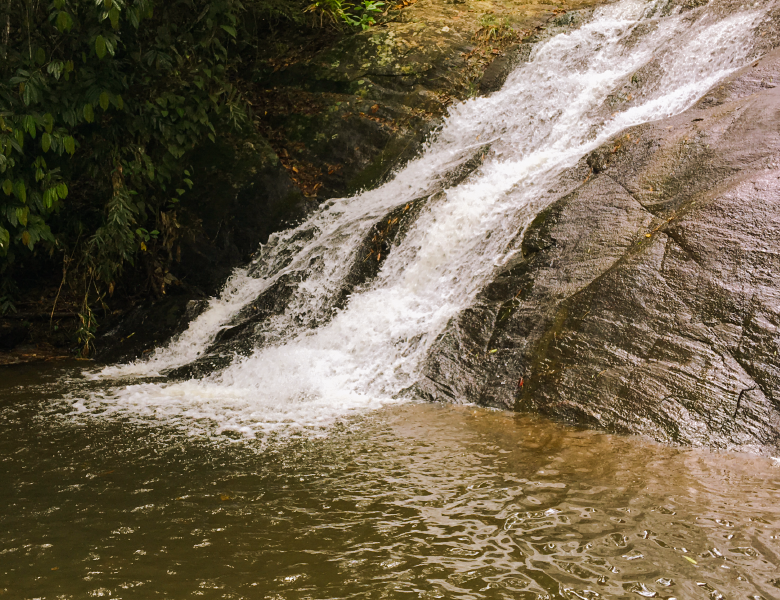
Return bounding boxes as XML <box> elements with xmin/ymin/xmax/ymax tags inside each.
<box><xmin>2</xmin><ymin>364</ymin><xmax>780</xmax><ymax>599</ymax></box>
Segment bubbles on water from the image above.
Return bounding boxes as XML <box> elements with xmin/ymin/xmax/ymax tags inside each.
<box><xmin>627</xmin><ymin>582</ymin><xmax>657</xmax><ymax>597</ymax></box>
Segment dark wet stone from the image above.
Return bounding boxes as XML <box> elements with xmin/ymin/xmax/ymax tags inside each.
<box><xmin>167</xmin><ymin>354</ymin><xmax>234</xmax><ymax>380</ymax></box>
<box><xmin>91</xmin><ymin>0</ymin><xmax>605</xmax><ymax>364</ymax></box>
<box><xmin>175</xmin><ymin>135</ymin><xmax>309</xmax><ymax>298</ymax></box>
<box><xmin>421</xmin><ymin>46</ymin><xmax>780</xmax><ymax>453</ymax></box>
<box><xmin>97</xmin><ymin>295</ymin><xmax>194</xmax><ymax>364</ymax></box>
<box><xmin>479</xmin><ymin>44</ymin><xmax>532</xmax><ymax>93</ymax></box>
<box><xmin>94</xmin><ymin>133</ymin><xmax>308</xmax><ymax>364</ymax></box>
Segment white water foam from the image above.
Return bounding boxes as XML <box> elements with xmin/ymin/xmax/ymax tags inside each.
<box><xmin>75</xmin><ymin>0</ymin><xmax>771</xmax><ymax>438</ymax></box>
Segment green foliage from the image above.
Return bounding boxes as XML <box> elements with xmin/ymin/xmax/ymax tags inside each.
<box><xmin>0</xmin><ymin>295</ymin><xmax>16</xmax><ymax>315</ymax></box>
<box><xmin>305</xmin><ymin>0</ymin><xmax>383</xmax><ymax>29</ymax></box>
<box><xmin>0</xmin><ymin>0</ymin><xmax>250</xmax><ymax>284</ymax></box>
<box><xmin>1</xmin><ymin>0</ymin><xmax>360</xmax><ymax>352</ymax></box>
<box><xmin>344</xmin><ymin>0</ymin><xmax>385</xmax><ymax>30</ymax></box>
<box><xmin>0</xmin><ymin>277</ymin><xmax>18</xmax><ymax>315</ymax></box>
<box><xmin>475</xmin><ymin>13</ymin><xmax>516</xmax><ymax>42</ymax></box>
<box><xmin>76</xmin><ymin>303</ymin><xmax>98</xmax><ymax>358</ymax></box>
<box><xmin>251</xmin><ymin>0</ymin><xmax>308</xmax><ymax>23</ymax></box>
<box><xmin>0</xmin><ymin>0</ymin><xmax>266</xmax><ymax>353</ymax></box>
<box><xmin>304</xmin><ymin>0</ymin><xmax>353</xmax><ymax>26</ymax></box>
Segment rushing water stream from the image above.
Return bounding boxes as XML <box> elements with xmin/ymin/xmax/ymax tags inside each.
<box><xmin>3</xmin><ymin>0</ymin><xmax>780</xmax><ymax>597</ymax></box>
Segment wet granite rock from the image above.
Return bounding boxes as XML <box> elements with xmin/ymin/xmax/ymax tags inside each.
<box><xmin>95</xmin><ymin>133</ymin><xmax>307</xmax><ymax>364</ymax></box>
<box><xmin>479</xmin><ymin>44</ymin><xmax>533</xmax><ymax>93</ymax></box>
<box><xmin>420</xmin><ymin>47</ymin><xmax>780</xmax><ymax>453</ymax></box>
<box><xmin>97</xmin><ymin>295</ymin><xmax>195</xmax><ymax>364</ymax></box>
<box><xmin>176</xmin><ymin>134</ymin><xmax>309</xmax><ymax>297</ymax></box>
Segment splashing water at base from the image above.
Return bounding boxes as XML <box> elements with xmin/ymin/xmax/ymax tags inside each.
<box><xmin>79</xmin><ymin>0</ymin><xmax>772</xmax><ymax>438</ymax></box>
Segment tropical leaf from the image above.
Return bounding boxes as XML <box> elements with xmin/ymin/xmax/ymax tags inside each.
<box><xmin>95</xmin><ymin>35</ymin><xmax>107</xmax><ymax>59</ymax></box>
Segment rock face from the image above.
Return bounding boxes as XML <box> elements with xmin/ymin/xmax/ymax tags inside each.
<box><xmin>419</xmin><ymin>47</ymin><xmax>780</xmax><ymax>453</ymax></box>
<box><xmin>90</xmin><ymin>0</ymin><xmax>780</xmax><ymax>454</ymax></box>
<box><xmin>95</xmin><ymin>133</ymin><xmax>308</xmax><ymax>364</ymax></box>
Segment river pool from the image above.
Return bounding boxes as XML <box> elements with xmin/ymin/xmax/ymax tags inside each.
<box><xmin>1</xmin><ymin>363</ymin><xmax>779</xmax><ymax>599</ymax></box>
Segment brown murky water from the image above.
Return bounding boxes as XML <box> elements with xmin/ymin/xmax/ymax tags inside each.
<box><xmin>1</xmin><ymin>363</ymin><xmax>779</xmax><ymax>599</ymax></box>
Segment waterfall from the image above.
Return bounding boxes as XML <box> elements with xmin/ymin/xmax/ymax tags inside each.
<box><xmin>77</xmin><ymin>0</ymin><xmax>772</xmax><ymax>439</ymax></box>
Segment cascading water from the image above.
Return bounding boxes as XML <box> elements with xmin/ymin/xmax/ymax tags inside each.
<box><xmin>77</xmin><ymin>0</ymin><xmax>774</xmax><ymax>438</ymax></box>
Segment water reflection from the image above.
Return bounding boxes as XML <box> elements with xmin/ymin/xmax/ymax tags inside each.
<box><xmin>0</xmin><ymin>365</ymin><xmax>779</xmax><ymax>599</ymax></box>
